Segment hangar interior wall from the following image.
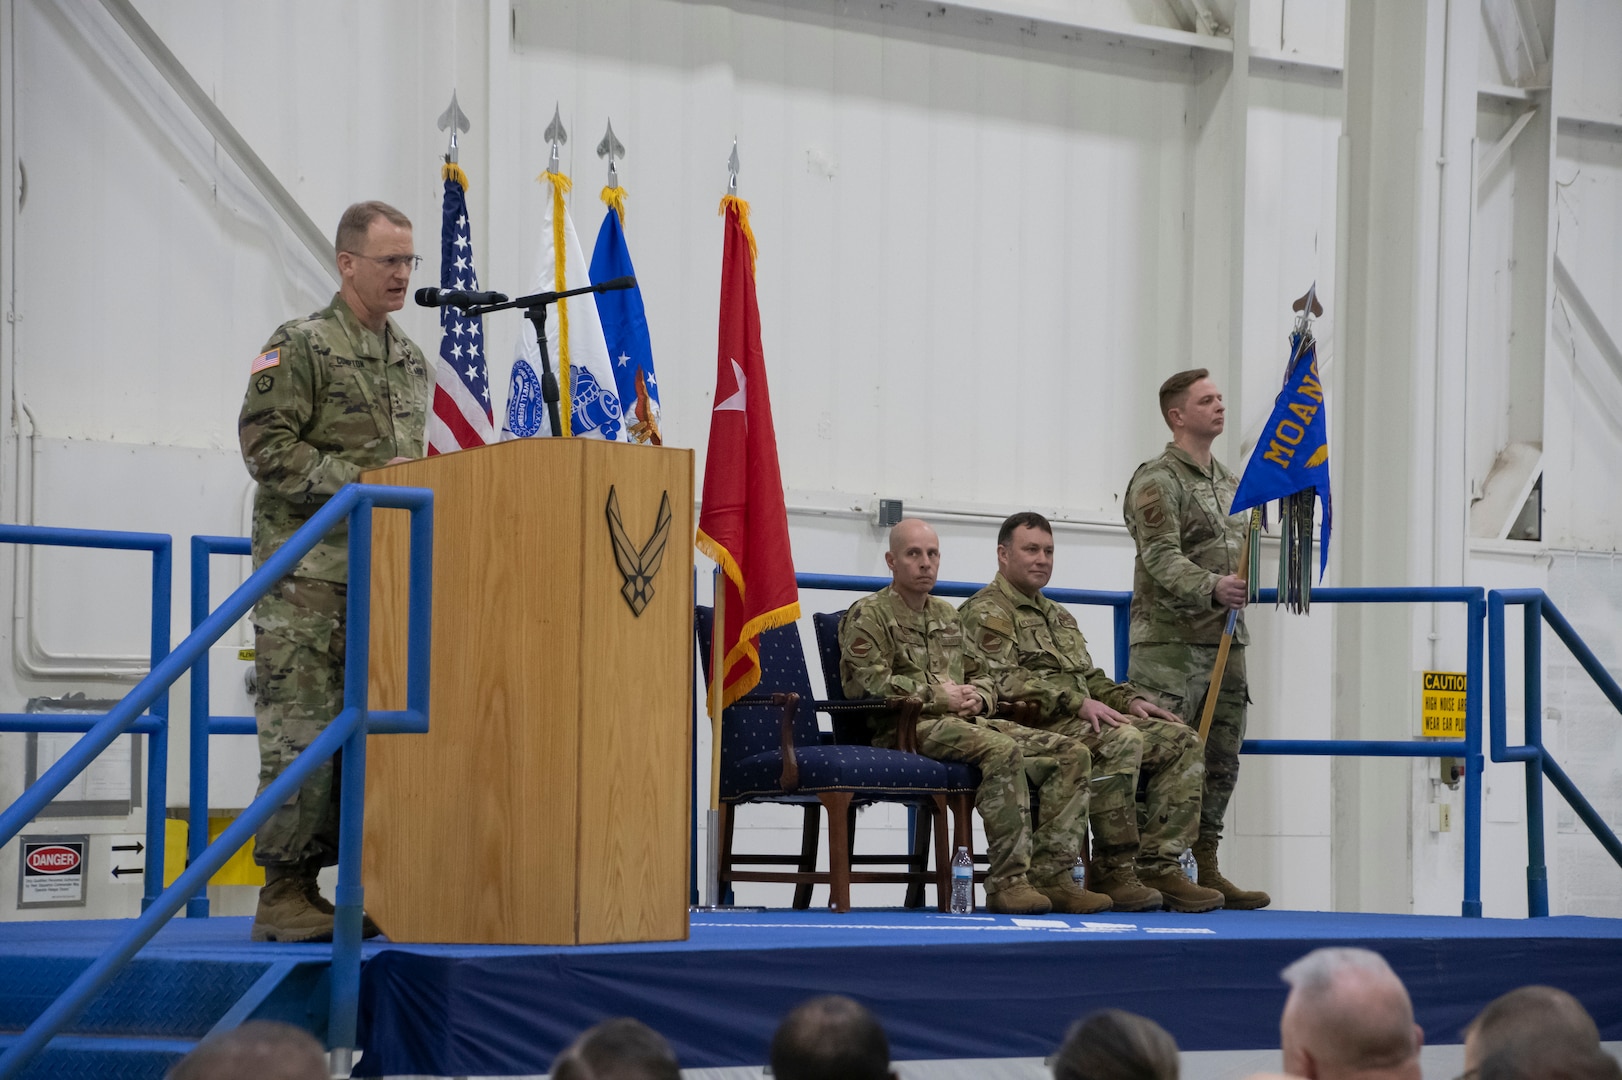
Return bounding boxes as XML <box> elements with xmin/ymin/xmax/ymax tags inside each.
<box><xmin>0</xmin><ymin>0</ymin><xmax>1618</xmax><ymax>921</ymax></box>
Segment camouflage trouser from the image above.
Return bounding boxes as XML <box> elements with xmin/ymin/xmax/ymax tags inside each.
<box><xmin>1129</xmin><ymin>642</ymin><xmax>1247</xmax><ymax>848</ymax></box>
<box><xmin>1032</xmin><ymin>716</ymin><xmax>1203</xmax><ymax>876</ymax></box>
<box><xmin>906</xmin><ymin>715</ymin><xmax>1091</xmax><ymax>893</ymax></box>
<box><xmin>251</xmin><ymin>576</ymin><xmax>347</xmax><ymax>868</ymax></box>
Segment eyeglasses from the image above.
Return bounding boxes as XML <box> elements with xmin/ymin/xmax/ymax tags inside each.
<box><xmin>344</xmin><ymin>252</ymin><xmax>422</xmax><ymax>271</ymax></box>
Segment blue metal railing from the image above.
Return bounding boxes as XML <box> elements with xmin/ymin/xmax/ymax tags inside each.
<box><xmin>0</xmin><ymin>484</ymin><xmax>433</xmax><ymax>1080</ymax></box>
<box><xmin>0</xmin><ymin>525</ymin><xmax>172</xmax><ymax>912</ymax></box>
<box><xmin>789</xmin><ymin>575</ymin><xmax>1488</xmax><ymax>917</ymax></box>
<box><xmin>1488</xmin><ymin>589</ymin><xmax>1622</xmax><ymax>919</ymax></box>
<box><xmin>184</xmin><ymin>535</ymin><xmax>256</xmax><ymax>919</ymax></box>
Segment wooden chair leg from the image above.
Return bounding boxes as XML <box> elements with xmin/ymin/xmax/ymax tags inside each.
<box><xmin>820</xmin><ymin>791</ymin><xmax>854</xmax><ymax>913</ymax></box>
<box><xmin>929</xmin><ymin>794</ymin><xmax>951</xmax><ymax>912</ymax></box>
<box><xmin>793</xmin><ymin>803</ymin><xmax>819</xmax><ymax>910</ymax></box>
<box><xmin>904</xmin><ymin>802</ymin><xmax>931</xmax><ymax>909</ymax></box>
<box><xmin>717</xmin><ymin>802</ymin><xmax>735</xmax><ymax>899</ymax></box>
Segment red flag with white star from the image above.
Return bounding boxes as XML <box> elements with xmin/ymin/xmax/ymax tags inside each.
<box><xmin>696</xmin><ymin>196</ymin><xmax>799</xmax><ymax>713</ymax></box>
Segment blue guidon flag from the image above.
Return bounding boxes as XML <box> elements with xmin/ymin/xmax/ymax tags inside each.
<box><xmin>591</xmin><ymin>194</ymin><xmax>661</xmax><ymax>444</ymax></box>
<box><xmin>426</xmin><ymin>162</ymin><xmax>495</xmax><ymax>454</ymax></box>
<box><xmin>1231</xmin><ymin>286</ymin><xmax>1331</xmax><ymax>611</ymax></box>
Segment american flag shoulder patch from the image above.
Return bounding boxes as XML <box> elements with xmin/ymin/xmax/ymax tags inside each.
<box><xmin>251</xmin><ymin>349</ymin><xmax>281</xmax><ymax>374</ymax></box>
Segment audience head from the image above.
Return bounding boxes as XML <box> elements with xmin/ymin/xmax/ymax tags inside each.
<box><xmin>1478</xmin><ymin>1041</ymin><xmax>1620</xmax><ymax>1080</ymax></box>
<box><xmin>1050</xmin><ymin>1009</ymin><xmax>1179</xmax><ymax>1080</ymax></box>
<box><xmin>550</xmin><ymin>1017</ymin><xmax>680</xmax><ymax>1080</ymax></box>
<box><xmin>1279</xmin><ymin>947</ymin><xmax>1422</xmax><ymax>1080</ymax></box>
<box><xmin>886</xmin><ymin>518</ymin><xmax>941</xmax><ymax>605</ymax></box>
<box><xmin>769</xmin><ymin>994</ymin><xmax>895</xmax><ymax>1080</ymax></box>
<box><xmin>1464</xmin><ymin>985</ymin><xmax>1602</xmax><ymax>1072</ymax></box>
<box><xmin>165</xmin><ymin>1021</ymin><xmax>327</xmax><ymax>1080</ymax></box>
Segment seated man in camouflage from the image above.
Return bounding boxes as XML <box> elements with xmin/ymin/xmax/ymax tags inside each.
<box><xmin>839</xmin><ymin>518</ymin><xmax>1110</xmax><ymax>915</ymax></box>
<box><xmin>959</xmin><ymin>512</ymin><xmax>1223</xmax><ymax>913</ymax></box>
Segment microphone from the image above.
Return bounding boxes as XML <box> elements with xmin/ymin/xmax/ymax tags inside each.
<box><xmin>415</xmin><ymin>287</ymin><xmax>508</xmax><ymax>308</ymax></box>
<box><xmin>594</xmin><ymin>276</ymin><xmax>636</xmax><ymax>292</ymax></box>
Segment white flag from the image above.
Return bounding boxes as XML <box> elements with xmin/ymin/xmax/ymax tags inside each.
<box><xmin>501</xmin><ymin>172</ymin><xmax>629</xmax><ymax>441</ymax></box>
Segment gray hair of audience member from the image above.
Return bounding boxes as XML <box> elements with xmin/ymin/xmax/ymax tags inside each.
<box><xmin>1050</xmin><ymin>1009</ymin><xmax>1180</xmax><ymax>1080</ymax></box>
<box><xmin>769</xmin><ymin>994</ymin><xmax>896</xmax><ymax>1080</ymax></box>
<box><xmin>1279</xmin><ymin>947</ymin><xmax>1422</xmax><ymax>1076</ymax></box>
<box><xmin>550</xmin><ymin>1017</ymin><xmax>681</xmax><ymax>1080</ymax></box>
<box><xmin>165</xmin><ymin>1020</ymin><xmax>327</xmax><ymax>1080</ymax></box>
<box><xmin>1463</xmin><ymin>985</ymin><xmax>1601</xmax><ymax>1071</ymax></box>
<box><xmin>1479</xmin><ymin>1040</ymin><xmax>1621</xmax><ymax>1080</ymax></box>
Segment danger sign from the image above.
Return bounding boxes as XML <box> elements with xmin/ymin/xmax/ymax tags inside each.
<box><xmin>20</xmin><ymin>836</ymin><xmax>87</xmax><ymax>907</ymax></box>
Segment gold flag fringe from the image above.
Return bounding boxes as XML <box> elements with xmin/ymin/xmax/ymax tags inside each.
<box><xmin>695</xmin><ymin>527</ymin><xmax>802</xmax><ymax>715</ymax></box>
<box><xmin>441</xmin><ymin>162</ymin><xmax>469</xmax><ymax>190</ymax></box>
<box><xmin>718</xmin><ymin>195</ymin><xmax>758</xmax><ymax>275</ymax></box>
<box><xmin>601</xmin><ymin>185</ymin><xmax>627</xmax><ymax>224</ymax></box>
<box><xmin>540</xmin><ymin>170</ymin><xmax>573</xmax><ymax>435</ymax></box>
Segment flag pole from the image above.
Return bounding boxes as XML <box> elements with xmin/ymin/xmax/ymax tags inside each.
<box><xmin>706</xmin><ymin>581</ymin><xmax>726</xmax><ymax>907</ymax></box>
<box><xmin>1197</xmin><ymin>510</ymin><xmax>1259</xmax><ymax>743</ymax></box>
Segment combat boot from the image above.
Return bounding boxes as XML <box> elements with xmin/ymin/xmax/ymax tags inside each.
<box><xmin>1088</xmin><ymin>868</ymin><xmax>1164</xmax><ymax>912</ymax></box>
<box><xmin>297</xmin><ymin>864</ymin><xmax>383</xmax><ymax>939</ymax></box>
<box><xmin>1194</xmin><ymin>841</ymin><xmax>1271</xmax><ymax>910</ymax></box>
<box><xmin>1032</xmin><ymin>876</ymin><xmax>1113</xmax><ymax>915</ymax></box>
<box><xmin>250</xmin><ymin>866</ymin><xmax>335</xmax><ymax>943</ymax></box>
<box><xmin>985</xmin><ymin>879</ymin><xmax>1053</xmax><ymax>915</ymax></box>
<box><xmin>1139</xmin><ymin>868</ymin><xmax>1225</xmax><ymax>913</ymax></box>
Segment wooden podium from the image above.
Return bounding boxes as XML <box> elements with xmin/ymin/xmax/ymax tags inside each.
<box><xmin>360</xmin><ymin>438</ymin><xmax>693</xmax><ymax>945</ymax></box>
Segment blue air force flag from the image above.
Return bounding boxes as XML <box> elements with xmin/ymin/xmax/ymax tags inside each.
<box><xmin>1231</xmin><ymin>329</ymin><xmax>1332</xmax><ymax>576</ymax></box>
<box><xmin>590</xmin><ymin>205</ymin><xmax>661</xmax><ymax>443</ymax></box>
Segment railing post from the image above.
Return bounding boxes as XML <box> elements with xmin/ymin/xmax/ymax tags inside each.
<box><xmin>1112</xmin><ymin>598</ymin><xmax>1131</xmax><ymax>684</ymax></box>
<box><xmin>187</xmin><ymin>536</ymin><xmax>212</xmax><ymax>918</ymax></box>
<box><xmin>328</xmin><ymin>497</ymin><xmax>373</xmax><ymax>1076</ymax></box>
<box><xmin>1524</xmin><ymin>598</ymin><xmax>1549</xmax><ymax>917</ymax></box>
<box><xmin>1462</xmin><ymin>594</ymin><xmax>1484</xmax><ymax>918</ymax></box>
<box><xmin>143</xmin><ymin>539</ymin><xmax>173</xmax><ymax>913</ymax></box>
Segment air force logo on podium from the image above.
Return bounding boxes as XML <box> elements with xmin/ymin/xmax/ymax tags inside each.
<box><xmin>606</xmin><ymin>485</ymin><xmax>674</xmax><ymax>617</ymax></box>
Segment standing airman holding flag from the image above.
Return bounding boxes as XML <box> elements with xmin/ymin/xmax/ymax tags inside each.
<box><xmin>1123</xmin><ymin>370</ymin><xmax>1271</xmax><ymax>909</ymax></box>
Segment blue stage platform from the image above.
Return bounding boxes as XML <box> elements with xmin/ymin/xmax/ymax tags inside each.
<box><xmin>3</xmin><ymin>909</ymin><xmax>1621</xmax><ymax>1077</ymax></box>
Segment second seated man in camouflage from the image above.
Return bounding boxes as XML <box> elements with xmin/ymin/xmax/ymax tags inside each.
<box><xmin>839</xmin><ymin>519</ymin><xmax>1112</xmax><ymax>915</ymax></box>
<box><xmin>959</xmin><ymin>512</ymin><xmax>1223</xmax><ymax>913</ymax></box>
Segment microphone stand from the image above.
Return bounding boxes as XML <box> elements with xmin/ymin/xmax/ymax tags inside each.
<box><xmin>457</xmin><ymin>276</ymin><xmax>636</xmax><ymax>438</ymax></box>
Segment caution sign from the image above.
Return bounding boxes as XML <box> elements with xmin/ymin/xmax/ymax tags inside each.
<box><xmin>1421</xmin><ymin>671</ymin><xmax>1467</xmax><ymax>737</ymax></box>
<box><xmin>19</xmin><ymin>835</ymin><xmax>87</xmax><ymax>908</ymax></box>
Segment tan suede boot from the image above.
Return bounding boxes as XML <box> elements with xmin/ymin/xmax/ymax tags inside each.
<box><xmin>985</xmin><ymin>879</ymin><xmax>1054</xmax><ymax>915</ymax></box>
<box><xmin>1193</xmin><ymin>841</ymin><xmax>1271</xmax><ymax>910</ymax></box>
<box><xmin>298</xmin><ymin>865</ymin><xmax>383</xmax><ymax>939</ymax></box>
<box><xmin>1032</xmin><ymin>876</ymin><xmax>1114</xmax><ymax>915</ymax></box>
<box><xmin>1140</xmin><ymin>869</ymin><xmax>1225</xmax><ymax>913</ymax></box>
<box><xmin>1088</xmin><ymin>868</ymin><xmax>1164</xmax><ymax>912</ymax></box>
<box><xmin>250</xmin><ymin>866</ymin><xmax>336</xmax><ymax>943</ymax></box>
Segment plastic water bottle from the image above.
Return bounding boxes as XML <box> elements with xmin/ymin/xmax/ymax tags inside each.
<box><xmin>1072</xmin><ymin>855</ymin><xmax>1087</xmax><ymax>887</ymax></box>
<box><xmin>1180</xmin><ymin>849</ymin><xmax>1198</xmax><ymax>883</ymax></box>
<box><xmin>950</xmin><ymin>846</ymin><xmax>974</xmax><ymax>913</ymax></box>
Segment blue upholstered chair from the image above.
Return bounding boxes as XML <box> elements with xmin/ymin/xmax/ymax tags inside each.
<box><xmin>810</xmin><ymin>610</ymin><xmax>983</xmax><ymax>906</ymax></box>
<box><xmin>696</xmin><ymin>607</ymin><xmax>974</xmax><ymax>912</ymax></box>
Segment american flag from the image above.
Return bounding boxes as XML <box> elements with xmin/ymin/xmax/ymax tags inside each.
<box><xmin>426</xmin><ymin>167</ymin><xmax>495</xmax><ymax>454</ymax></box>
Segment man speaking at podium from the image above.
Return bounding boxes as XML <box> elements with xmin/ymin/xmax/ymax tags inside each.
<box><xmin>238</xmin><ymin>200</ymin><xmax>430</xmax><ymax>942</ymax></box>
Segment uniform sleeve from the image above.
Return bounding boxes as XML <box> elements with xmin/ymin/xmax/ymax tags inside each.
<box><xmin>1128</xmin><ymin>469</ymin><xmax>1220</xmax><ymax>608</ymax></box>
<box><xmin>959</xmin><ymin>598</ymin><xmax>1079</xmax><ymax>719</ymax></box>
<box><xmin>239</xmin><ymin>329</ymin><xmax>365</xmax><ymax>501</ymax></box>
<box><xmin>1083</xmin><ymin>663</ymin><xmax>1142</xmax><ymax>713</ymax></box>
<box><xmin>838</xmin><ymin>604</ymin><xmax>950</xmax><ymax>714</ymax></box>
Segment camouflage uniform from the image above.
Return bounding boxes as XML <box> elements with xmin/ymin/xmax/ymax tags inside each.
<box><xmin>239</xmin><ymin>293</ymin><xmax>429</xmax><ymax>868</ymax></box>
<box><xmin>959</xmin><ymin>573</ymin><xmax>1203</xmax><ymax>877</ymax></box>
<box><xmin>838</xmin><ymin>587</ymin><xmax>1092</xmax><ymax>894</ymax></box>
<box><xmin>1124</xmin><ymin>443</ymin><xmax>1248</xmax><ymax>848</ymax></box>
